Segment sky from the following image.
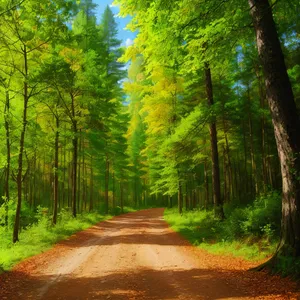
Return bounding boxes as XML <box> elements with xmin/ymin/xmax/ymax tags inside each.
<box><xmin>94</xmin><ymin>0</ymin><xmax>136</xmax><ymax>47</ymax></box>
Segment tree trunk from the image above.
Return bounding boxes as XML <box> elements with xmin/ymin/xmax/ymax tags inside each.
<box><xmin>205</xmin><ymin>63</ymin><xmax>224</xmax><ymax>219</ymax></box>
<box><xmin>72</xmin><ymin>133</ymin><xmax>78</xmax><ymax>218</ymax></box>
<box><xmin>78</xmin><ymin>132</ymin><xmax>82</xmax><ymax>214</ymax></box>
<box><xmin>52</xmin><ymin>116</ymin><xmax>59</xmax><ymax>225</ymax></box>
<box><xmin>83</xmin><ymin>151</ymin><xmax>87</xmax><ymax>211</ymax></box>
<box><xmin>134</xmin><ymin>177</ymin><xmax>138</xmax><ymax>207</ymax></box>
<box><xmin>204</xmin><ymin>160</ymin><xmax>209</xmax><ymax>210</ymax></box>
<box><xmin>178</xmin><ymin>179</ymin><xmax>182</xmax><ymax>214</ymax></box>
<box><xmin>32</xmin><ymin>151</ymin><xmax>36</xmax><ymax>209</ymax></box>
<box><xmin>71</xmin><ymin>93</ymin><xmax>77</xmax><ymax>218</ymax></box>
<box><xmin>247</xmin><ymin>86</ymin><xmax>258</xmax><ymax>196</ymax></box>
<box><xmin>4</xmin><ymin>90</ymin><xmax>10</xmax><ymax>228</ymax></box>
<box><xmin>62</xmin><ymin>134</ymin><xmax>66</xmax><ymax>208</ymax></box>
<box><xmin>223</xmin><ymin>147</ymin><xmax>228</xmax><ymax>203</ymax></box>
<box><xmin>249</xmin><ymin>0</ymin><xmax>300</xmax><ymax>258</ymax></box>
<box><xmin>120</xmin><ymin>181</ymin><xmax>124</xmax><ymax>213</ymax></box>
<box><xmin>222</xmin><ymin>114</ymin><xmax>233</xmax><ymax>201</ymax></box>
<box><xmin>185</xmin><ymin>181</ymin><xmax>189</xmax><ymax>211</ymax></box>
<box><xmin>13</xmin><ymin>46</ymin><xmax>29</xmax><ymax>243</ymax></box>
<box><xmin>255</xmin><ymin>64</ymin><xmax>268</xmax><ymax>192</ymax></box>
<box><xmin>143</xmin><ymin>179</ymin><xmax>146</xmax><ymax>207</ymax></box>
<box><xmin>112</xmin><ymin>172</ymin><xmax>115</xmax><ymax>209</ymax></box>
<box><xmin>68</xmin><ymin>153</ymin><xmax>71</xmax><ymax>207</ymax></box>
<box><xmin>90</xmin><ymin>156</ymin><xmax>93</xmax><ymax>212</ymax></box>
<box><xmin>105</xmin><ymin>153</ymin><xmax>109</xmax><ymax>214</ymax></box>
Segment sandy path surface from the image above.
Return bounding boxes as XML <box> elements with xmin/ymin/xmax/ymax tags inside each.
<box><xmin>0</xmin><ymin>208</ymin><xmax>299</xmax><ymax>299</ymax></box>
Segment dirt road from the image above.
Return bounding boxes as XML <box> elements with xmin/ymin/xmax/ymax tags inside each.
<box><xmin>0</xmin><ymin>209</ymin><xmax>299</xmax><ymax>299</ymax></box>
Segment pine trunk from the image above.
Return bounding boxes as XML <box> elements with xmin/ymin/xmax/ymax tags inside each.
<box><xmin>90</xmin><ymin>156</ymin><xmax>94</xmax><ymax>212</ymax></box>
<box><xmin>120</xmin><ymin>181</ymin><xmax>124</xmax><ymax>213</ymax></box>
<box><xmin>204</xmin><ymin>160</ymin><xmax>209</xmax><ymax>210</ymax></box>
<box><xmin>13</xmin><ymin>46</ymin><xmax>29</xmax><ymax>243</ymax></box>
<box><xmin>52</xmin><ymin>116</ymin><xmax>59</xmax><ymax>225</ymax></box>
<box><xmin>247</xmin><ymin>86</ymin><xmax>259</xmax><ymax>196</ymax></box>
<box><xmin>71</xmin><ymin>93</ymin><xmax>77</xmax><ymax>218</ymax></box>
<box><xmin>178</xmin><ymin>179</ymin><xmax>182</xmax><ymax>214</ymax></box>
<box><xmin>4</xmin><ymin>90</ymin><xmax>10</xmax><ymax>228</ymax></box>
<box><xmin>205</xmin><ymin>63</ymin><xmax>224</xmax><ymax>219</ymax></box>
<box><xmin>112</xmin><ymin>172</ymin><xmax>115</xmax><ymax>209</ymax></box>
<box><xmin>105</xmin><ymin>154</ymin><xmax>109</xmax><ymax>214</ymax></box>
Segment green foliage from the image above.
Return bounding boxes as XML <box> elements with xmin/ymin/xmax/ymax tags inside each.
<box><xmin>0</xmin><ymin>0</ymin><xmax>298</xmax><ymax>278</ymax></box>
<box><xmin>0</xmin><ymin>199</ymin><xmax>35</xmax><ymax>230</ymax></box>
<box><xmin>109</xmin><ymin>206</ymin><xmax>138</xmax><ymax>215</ymax></box>
<box><xmin>0</xmin><ymin>207</ymin><xmax>112</xmax><ymax>272</ymax></box>
<box><xmin>164</xmin><ymin>191</ymin><xmax>281</xmax><ymax>261</ymax></box>
<box><xmin>273</xmin><ymin>256</ymin><xmax>300</xmax><ymax>278</ymax></box>
<box><xmin>223</xmin><ymin>191</ymin><xmax>281</xmax><ymax>240</ymax></box>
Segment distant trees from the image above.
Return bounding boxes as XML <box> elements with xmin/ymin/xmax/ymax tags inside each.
<box><xmin>0</xmin><ymin>1</ymin><xmax>129</xmax><ymax>242</ymax></box>
<box><xmin>116</xmin><ymin>0</ymin><xmax>300</xmax><ymax>269</ymax></box>
<box><xmin>0</xmin><ymin>0</ymin><xmax>299</xmax><ymax>273</ymax></box>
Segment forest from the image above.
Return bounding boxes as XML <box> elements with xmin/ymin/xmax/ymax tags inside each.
<box><xmin>0</xmin><ymin>0</ymin><xmax>300</xmax><ymax>278</ymax></box>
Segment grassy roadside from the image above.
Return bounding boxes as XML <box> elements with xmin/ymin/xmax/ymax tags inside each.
<box><xmin>164</xmin><ymin>204</ymin><xmax>278</xmax><ymax>262</ymax></box>
<box><xmin>0</xmin><ymin>206</ymin><xmax>136</xmax><ymax>272</ymax></box>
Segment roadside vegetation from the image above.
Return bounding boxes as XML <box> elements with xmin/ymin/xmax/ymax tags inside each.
<box><xmin>0</xmin><ymin>0</ymin><xmax>299</xmax><ymax>278</ymax></box>
<box><xmin>0</xmin><ymin>202</ymin><xmax>136</xmax><ymax>272</ymax></box>
<box><xmin>165</xmin><ymin>192</ymin><xmax>280</xmax><ymax>262</ymax></box>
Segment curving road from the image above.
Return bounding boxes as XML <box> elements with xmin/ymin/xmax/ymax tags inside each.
<box><xmin>0</xmin><ymin>209</ymin><xmax>298</xmax><ymax>299</ymax></box>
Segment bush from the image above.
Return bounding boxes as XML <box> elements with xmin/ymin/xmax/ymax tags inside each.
<box><xmin>221</xmin><ymin>191</ymin><xmax>281</xmax><ymax>240</ymax></box>
<box><xmin>0</xmin><ymin>206</ymin><xmax>111</xmax><ymax>272</ymax></box>
<box><xmin>164</xmin><ymin>190</ymin><xmax>281</xmax><ymax>261</ymax></box>
<box><xmin>240</xmin><ymin>191</ymin><xmax>281</xmax><ymax>238</ymax></box>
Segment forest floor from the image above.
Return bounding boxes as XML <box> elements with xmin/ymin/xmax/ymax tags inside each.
<box><xmin>0</xmin><ymin>208</ymin><xmax>299</xmax><ymax>300</ymax></box>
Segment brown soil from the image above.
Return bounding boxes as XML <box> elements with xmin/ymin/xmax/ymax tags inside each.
<box><xmin>0</xmin><ymin>208</ymin><xmax>299</xmax><ymax>299</ymax></box>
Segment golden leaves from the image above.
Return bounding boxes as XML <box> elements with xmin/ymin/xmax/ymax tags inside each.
<box><xmin>59</xmin><ymin>48</ymin><xmax>83</xmax><ymax>72</ymax></box>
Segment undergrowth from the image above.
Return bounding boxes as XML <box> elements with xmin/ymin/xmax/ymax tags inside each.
<box><xmin>0</xmin><ymin>202</ymin><xmax>135</xmax><ymax>272</ymax></box>
<box><xmin>164</xmin><ymin>191</ymin><xmax>281</xmax><ymax>261</ymax></box>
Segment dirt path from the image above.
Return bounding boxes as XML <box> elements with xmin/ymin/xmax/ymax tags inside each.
<box><xmin>0</xmin><ymin>208</ymin><xmax>299</xmax><ymax>299</ymax></box>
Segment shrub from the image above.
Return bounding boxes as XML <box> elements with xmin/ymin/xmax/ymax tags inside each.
<box><xmin>164</xmin><ymin>190</ymin><xmax>281</xmax><ymax>261</ymax></box>
<box><xmin>240</xmin><ymin>191</ymin><xmax>281</xmax><ymax>238</ymax></box>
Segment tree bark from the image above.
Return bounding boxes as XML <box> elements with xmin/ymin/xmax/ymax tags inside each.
<box><xmin>185</xmin><ymin>181</ymin><xmax>189</xmax><ymax>211</ymax></box>
<box><xmin>71</xmin><ymin>93</ymin><xmax>77</xmax><ymax>218</ymax></box>
<box><xmin>90</xmin><ymin>156</ymin><xmax>94</xmax><ymax>212</ymax></box>
<box><xmin>52</xmin><ymin>116</ymin><xmax>59</xmax><ymax>225</ymax></box>
<box><xmin>62</xmin><ymin>133</ymin><xmax>66</xmax><ymax>208</ymax></box>
<box><xmin>204</xmin><ymin>160</ymin><xmax>209</xmax><ymax>210</ymax></box>
<box><xmin>105</xmin><ymin>153</ymin><xmax>109</xmax><ymax>214</ymax></box>
<box><xmin>205</xmin><ymin>63</ymin><xmax>224</xmax><ymax>219</ymax></box>
<box><xmin>178</xmin><ymin>179</ymin><xmax>182</xmax><ymax>214</ymax></box>
<box><xmin>222</xmin><ymin>112</ymin><xmax>233</xmax><ymax>201</ymax></box>
<box><xmin>249</xmin><ymin>0</ymin><xmax>300</xmax><ymax>257</ymax></box>
<box><xmin>120</xmin><ymin>181</ymin><xmax>124</xmax><ymax>213</ymax></box>
<box><xmin>112</xmin><ymin>172</ymin><xmax>115</xmax><ymax>209</ymax></box>
<box><xmin>247</xmin><ymin>86</ymin><xmax>258</xmax><ymax>195</ymax></box>
<box><xmin>4</xmin><ymin>90</ymin><xmax>11</xmax><ymax>228</ymax></box>
<box><xmin>32</xmin><ymin>151</ymin><xmax>36</xmax><ymax>209</ymax></box>
<box><xmin>78</xmin><ymin>132</ymin><xmax>82</xmax><ymax>213</ymax></box>
<box><xmin>255</xmin><ymin>64</ymin><xmax>268</xmax><ymax>191</ymax></box>
<box><xmin>13</xmin><ymin>46</ymin><xmax>29</xmax><ymax>243</ymax></box>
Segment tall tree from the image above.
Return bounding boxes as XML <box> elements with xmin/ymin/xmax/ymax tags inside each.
<box><xmin>248</xmin><ymin>0</ymin><xmax>300</xmax><ymax>260</ymax></box>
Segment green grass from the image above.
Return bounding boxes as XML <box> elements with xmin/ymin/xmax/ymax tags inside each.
<box><xmin>0</xmin><ymin>206</ymin><xmax>135</xmax><ymax>272</ymax></box>
<box><xmin>164</xmin><ymin>207</ymin><xmax>278</xmax><ymax>262</ymax></box>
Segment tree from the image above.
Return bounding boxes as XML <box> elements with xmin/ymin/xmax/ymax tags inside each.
<box><xmin>248</xmin><ymin>0</ymin><xmax>300</xmax><ymax>260</ymax></box>
<box><xmin>98</xmin><ymin>5</ymin><xmax>126</xmax><ymax>213</ymax></box>
<box><xmin>0</xmin><ymin>0</ymin><xmax>73</xmax><ymax>242</ymax></box>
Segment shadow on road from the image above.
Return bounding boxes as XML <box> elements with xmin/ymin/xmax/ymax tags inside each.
<box><xmin>0</xmin><ymin>267</ymin><xmax>289</xmax><ymax>300</ymax></box>
<box><xmin>0</xmin><ymin>208</ymin><xmax>298</xmax><ymax>300</ymax></box>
